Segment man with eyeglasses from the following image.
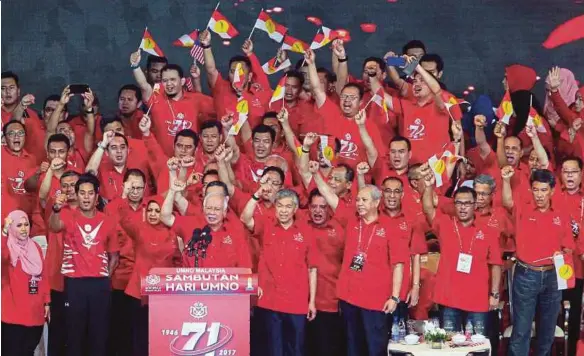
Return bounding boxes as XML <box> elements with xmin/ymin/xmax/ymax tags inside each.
<box><xmin>422</xmin><ymin>167</ymin><xmax>503</xmax><ymax>333</ymax></box>
<box><xmin>556</xmin><ymin>156</ymin><xmax>584</xmax><ymax>355</ymax></box>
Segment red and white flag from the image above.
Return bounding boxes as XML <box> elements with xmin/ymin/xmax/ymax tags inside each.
<box><xmin>281</xmin><ymin>35</ymin><xmax>309</xmax><ymax>53</ymax></box>
<box><xmin>208</xmin><ymin>10</ymin><xmax>239</xmax><ymax>39</ymax></box>
<box><xmin>172</xmin><ymin>30</ymin><xmax>198</xmax><ymax>47</ymax></box>
<box><xmin>428</xmin><ymin>143</ymin><xmax>464</xmax><ymax>187</ymax></box>
<box><xmin>310</xmin><ymin>26</ymin><xmax>338</xmax><ymax>49</ymax></box>
<box><xmin>232</xmin><ymin>63</ymin><xmax>245</xmax><ymax>91</ymax></box>
<box><xmin>139</xmin><ymin>28</ymin><xmax>165</xmax><ymax>57</ymax></box>
<box><xmin>527</xmin><ymin>106</ymin><xmax>547</xmax><ymax>133</ymax></box>
<box><xmin>228</xmin><ymin>97</ymin><xmax>249</xmax><ymax>136</ymax></box>
<box><xmin>262</xmin><ymin>56</ymin><xmax>291</xmax><ymax>75</ymax></box>
<box><xmin>254</xmin><ymin>10</ymin><xmax>288</xmax><ymax>43</ymax></box>
<box><xmin>495</xmin><ymin>90</ymin><xmax>513</xmax><ymax>124</ymax></box>
<box><xmin>269</xmin><ymin>76</ymin><xmax>286</xmax><ymax>108</ymax></box>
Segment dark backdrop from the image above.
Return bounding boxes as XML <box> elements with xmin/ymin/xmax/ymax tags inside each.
<box><xmin>2</xmin><ymin>0</ymin><xmax>583</xmax><ymax>114</ymax></box>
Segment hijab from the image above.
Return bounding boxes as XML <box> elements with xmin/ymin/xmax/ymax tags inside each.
<box><xmin>6</xmin><ymin>210</ymin><xmax>43</xmax><ymax>276</ymax></box>
<box><xmin>544</xmin><ymin>68</ymin><xmax>579</xmax><ymax>122</ymax></box>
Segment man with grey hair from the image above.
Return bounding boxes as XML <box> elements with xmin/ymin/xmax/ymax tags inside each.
<box><xmin>333</xmin><ymin>184</ymin><xmax>407</xmax><ymax>356</ymax></box>
<box><xmin>241</xmin><ymin>184</ymin><xmax>318</xmax><ymax>356</ymax></box>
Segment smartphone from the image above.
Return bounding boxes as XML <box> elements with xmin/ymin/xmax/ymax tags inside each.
<box><xmin>69</xmin><ymin>84</ymin><xmax>89</xmax><ymax>94</ymax></box>
<box><xmin>402</xmin><ymin>59</ymin><xmax>420</xmax><ymax>77</ymax></box>
<box><xmin>386</xmin><ymin>57</ymin><xmax>406</xmax><ymax>67</ymax></box>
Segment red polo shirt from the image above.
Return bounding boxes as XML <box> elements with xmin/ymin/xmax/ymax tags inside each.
<box><xmin>58</xmin><ymin>209</ymin><xmax>119</xmax><ymax>278</ymax></box>
<box><xmin>1</xmin><ymin>238</ymin><xmax>50</xmax><ymax>326</ymax></box>
<box><xmin>556</xmin><ymin>190</ymin><xmax>584</xmax><ymax>278</ymax></box>
<box><xmin>1</xmin><ymin>147</ymin><xmax>37</xmax><ymax>215</ymax></box>
<box><xmin>336</xmin><ymin>213</ymin><xmax>409</xmax><ymax>311</ymax></box>
<box><xmin>173</xmin><ymin>215</ymin><xmax>252</xmax><ymax>269</ymax></box>
<box><xmin>253</xmin><ymin>216</ymin><xmax>318</xmax><ymax>314</ymax></box>
<box><xmin>269</xmin><ymin>99</ymin><xmax>320</xmax><ymax>136</ymax></box>
<box><xmin>95</xmin><ymin>110</ymin><xmax>145</xmax><ymax>142</ymax></box>
<box><xmin>513</xmin><ymin>202</ymin><xmax>574</xmax><ymax>266</ymax></box>
<box><xmin>1</xmin><ymin>108</ymin><xmax>46</xmax><ymax>162</ymax></box>
<box><xmin>26</xmin><ymin>171</ymin><xmax>63</xmax><ymax>237</ymax></box>
<box><xmin>431</xmin><ymin>212</ymin><xmax>502</xmax><ymax>312</ymax></box>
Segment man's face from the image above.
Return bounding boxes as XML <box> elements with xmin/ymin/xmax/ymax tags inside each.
<box><xmin>1</xmin><ymin>78</ymin><xmax>19</xmax><ymax>106</ymax></box>
<box><xmin>146</xmin><ymin>202</ymin><xmax>161</xmax><ymax>225</ymax></box>
<box><xmin>420</xmin><ymin>61</ymin><xmax>442</xmax><ymax>79</ymax></box>
<box><xmin>309</xmin><ymin>195</ymin><xmax>329</xmax><ymax>225</ymax></box>
<box><xmin>356</xmin><ymin>187</ymin><xmax>379</xmax><ymax>217</ymax></box>
<box><xmin>61</xmin><ymin>175</ymin><xmax>79</xmax><ymax>202</ymax></box>
<box><xmin>275</xmin><ymin>196</ymin><xmax>297</xmax><ymax>225</ymax></box>
<box><xmin>389</xmin><ymin>141</ymin><xmax>410</xmax><ymax>170</ymax></box>
<box><xmin>161</xmin><ymin>69</ymin><xmax>184</xmax><ymax>97</ymax></box>
<box><xmin>504</xmin><ymin>137</ymin><xmax>522</xmax><ymax>166</ymax></box>
<box><xmin>43</xmin><ymin>100</ymin><xmax>64</xmax><ymax>122</ymax></box>
<box><xmin>4</xmin><ymin>122</ymin><xmax>26</xmax><ymax>153</ymax></box>
<box><xmin>263</xmin><ymin>117</ymin><xmax>282</xmax><ymax>143</ymax></box>
<box><xmin>328</xmin><ymin>167</ymin><xmax>351</xmax><ymax>196</ymax></box>
<box><xmin>77</xmin><ymin>182</ymin><xmax>97</xmax><ymax>212</ymax></box>
<box><xmin>317</xmin><ymin>72</ymin><xmax>331</xmax><ymax>92</ymax></box>
<box><xmin>474</xmin><ymin>183</ymin><xmax>493</xmax><ymax>210</ymax></box>
<box><xmin>362</xmin><ymin>61</ymin><xmax>385</xmax><ymax>90</ymax></box>
<box><xmin>107</xmin><ymin>136</ymin><xmax>128</xmax><ymax>167</ymax></box>
<box><xmin>528</xmin><ymin>149</ymin><xmax>546</xmax><ymax>170</ymax></box>
<box><xmin>200</xmin><ymin>126</ymin><xmax>221</xmax><ymax>154</ymax></box>
<box><xmin>339</xmin><ymin>86</ymin><xmax>361</xmax><ymax>117</ymax></box>
<box><xmin>174</xmin><ymin>136</ymin><xmax>196</xmax><ymax>159</ymax></box>
<box><xmin>285</xmin><ymin>77</ymin><xmax>302</xmax><ymax>102</ymax></box>
<box><xmin>228</xmin><ymin>61</ymin><xmax>251</xmax><ymax>89</ymax></box>
<box><xmin>118</xmin><ymin>89</ymin><xmax>140</xmax><ymax>115</ymax></box>
<box><xmin>47</xmin><ymin>141</ymin><xmax>68</xmax><ymax>161</ymax></box>
<box><xmin>202</xmin><ymin>174</ymin><xmax>219</xmax><ymax>193</ymax></box>
<box><xmin>532</xmin><ymin>181</ymin><xmax>553</xmax><ymax>209</ymax></box>
<box><xmin>382</xmin><ymin>179</ymin><xmax>403</xmax><ymax>211</ymax></box>
<box><xmin>147</xmin><ymin>62</ymin><xmax>166</xmax><ymax>83</ymax></box>
<box><xmin>253</xmin><ymin>132</ymin><xmax>273</xmax><ymax>160</ymax></box>
<box><xmin>298</xmin><ymin>66</ymin><xmax>311</xmax><ymax>91</ymax></box>
<box><xmin>125</xmin><ymin>175</ymin><xmax>145</xmax><ymax>203</ymax></box>
<box><xmin>454</xmin><ymin>192</ymin><xmax>476</xmax><ymax>223</ymax></box>
<box><xmin>103</xmin><ymin>121</ymin><xmax>125</xmax><ymax>136</ymax></box>
<box><xmin>259</xmin><ymin>171</ymin><xmax>282</xmax><ymax>201</ymax></box>
<box><xmin>406</xmin><ymin>47</ymin><xmax>425</xmax><ymax>60</ymax></box>
<box><xmin>56</xmin><ymin>122</ymin><xmax>76</xmax><ymax>146</ymax></box>
<box><xmin>412</xmin><ymin>73</ymin><xmax>431</xmax><ymax>99</ymax></box>
<box><xmin>561</xmin><ymin>160</ymin><xmax>582</xmax><ymax>192</ymax></box>
<box><xmin>204</xmin><ymin>195</ymin><xmax>226</xmax><ymax>226</ymax></box>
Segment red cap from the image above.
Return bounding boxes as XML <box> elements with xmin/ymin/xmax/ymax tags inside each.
<box><xmin>505</xmin><ymin>64</ymin><xmax>537</xmax><ymax>93</ymax></box>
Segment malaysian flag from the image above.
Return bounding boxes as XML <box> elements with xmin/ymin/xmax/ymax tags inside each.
<box><xmin>190</xmin><ymin>35</ymin><xmax>205</xmax><ymax>65</ymax></box>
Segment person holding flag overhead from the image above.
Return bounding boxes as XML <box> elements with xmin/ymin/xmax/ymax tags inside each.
<box><xmin>199</xmin><ymin>30</ymin><xmax>272</xmax><ymax>130</ymax></box>
<box><xmin>130</xmin><ymin>28</ymin><xmax>168</xmax><ymax>102</ymax></box>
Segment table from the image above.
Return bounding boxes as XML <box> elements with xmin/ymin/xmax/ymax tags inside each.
<box><xmin>388</xmin><ymin>339</ymin><xmax>491</xmax><ymax>355</ymax></box>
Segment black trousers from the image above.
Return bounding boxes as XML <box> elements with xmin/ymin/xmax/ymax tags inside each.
<box><xmin>1</xmin><ymin>322</ymin><xmax>43</xmax><ymax>356</ymax></box>
<box><xmin>563</xmin><ymin>277</ymin><xmax>583</xmax><ymax>356</ymax></box>
<box><xmin>306</xmin><ymin>310</ymin><xmax>346</xmax><ymax>356</ymax></box>
<box><xmin>108</xmin><ymin>289</ymin><xmax>134</xmax><ymax>356</ymax></box>
<box><xmin>128</xmin><ymin>296</ymin><xmax>149</xmax><ymax>356</ymax></box>
<box><xmin>64</xmin><ymin>277</ymin><xmax>111</xmax><ymax>356</ymax></box>
<box><xmin>48</xmin><ymin>289</ymin><xmax>67</xmax><ymax>356</ymax></box>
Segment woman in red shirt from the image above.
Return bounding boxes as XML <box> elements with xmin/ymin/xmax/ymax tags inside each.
<box><xmin>119</xmin><ymin>196</ymin><xmax>182</xmax><ymax>356</ymax></box>
<box><xmin>1</xmin><ymin>210</ymin><xmax>50</xmax><ymax>356</ymax></box>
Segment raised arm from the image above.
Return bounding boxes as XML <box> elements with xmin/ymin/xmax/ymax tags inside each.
<box><xmin>130</xmin><ymin>50</ymin><xmax>153</xmax><ymax>102</ymax></box>
<box><xmin>188</xmin><ymin>63</ymin><xmax>203</xmax><ymax>93</ymax></box>
<box><xmin>85</xmin><ymin>131</ymin><xmax>115</xmax><ymax>175</ymax></box>
<box><xmin>474</xmin><ymin>115</ymin><xmax>492</xmax><ymax>159</ymax></box>
<box><xmin>11</xmin><ymin>94</ymin><xmax>35</xmax><ymax>124</ymax></box>
<box><xmin>199</xmin><ymin>30</ymin><xmax>219</xmax><ymax>88</ymax></box>
<box><xmin>241</xmin><ymin>39</ymin><xmax>270</xmax><ymax>90</ymax></box>
<box><xmin>420</xmin><ymin>164</ymin><xmax>437</xmax><ymax>224</ymax></box>
<box><xmin>215</xmin><ymin>144</ymin><xmax>236</xmax><ymax>197</ymax></box>
<box><xmin>297</xmin><ymin>133</ymin><xmax>319</xmax><ymax>188</ymax></box>
<box><xmin>308</xmin><ymin>160</ymin><xmax>339</xmax><ymax>210</ymax></box>
<box><xmin>525</xmin><ymin>125</ymin><xmax>549</xmax><ymax>169</ymax></box>
<box><xmin>81</xmin><ymin>89</ymin><xmax>96</xmax><ymax>153</ymax></box>
<box><xmin>546</xmin><ymin>66</ymin><xmax>579</xmax><ymax>126</ymax></box>
<box><xmin>332</xmin><ymin>40</ymin><xmax>348</xmax><ymax>95</ymax></box>
<box><xmin>355</xmin><ymin>162</ymin><xmax>370</xmax><ymax>190</ymax></box>
<box><xmin>383</xmin><ymin>51</ymin><xmax>411</xmax><ymax>97</ymax></box>
<box><xmin>277</xmin><ymin>108</ymin><xmax>301</xmax><ymax>156</ymax></box>
<box><xmin>501</xmin><ymin>166</ymin><xmax>515</xmax><ymax>211</ymax></box>
<box><xmin>494</xmin><ymin>122</ymin><xmax>508</xmax><ymax>168</ymax></box>
<box><xmin>160</xmin><ymin>171</ymin><xmax>186</xmax><ymax>227</ymax></box>
<box><xmin>369</xmin><ymin>77</ymin><xmax>396</xmax><ymax>112</ymax></box>
<box><xmin>304</xmin><ymin>49</ymin><xmax>326</xmax><ymax>108</ymax></box>
<box><xmin>354</xmin><ymin>109</ymin><xmax>378</xmax><ymax>167</ymax></box>
<box><xmin>39</xmin><ymin>159</ymin><xmax>65</xmax><ymax>205</ymax></box>
<box><xmin>240</xmin><ymin>178</ymin><xmax>269</xmax><ymax>231</ymax></box>
<box><xmin>48</xmin><ymin>194</ymin><xmax>67</xmax><ymax>232</ymax></box>
<box><xmin>46</xmin><ymin>86</ymin><xmax>73</xmax><ymax>143</ymax></box>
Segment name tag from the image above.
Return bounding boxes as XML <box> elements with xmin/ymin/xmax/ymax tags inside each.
<box><xmin>29</xmin><ymin>276</ymin><xmax>40</xmax><ymax>295</ymax></box>
<box><xmin>456</xmin><ymin>253</ymin><xmax>473</xmax><ymax>274</ymax></box>
<box><xmin>349</xmin><ymin>252</ymin><xmax>366</xmax><ymax>272</ymax></box>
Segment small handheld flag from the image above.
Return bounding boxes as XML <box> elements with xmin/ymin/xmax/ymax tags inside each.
<box><xmin>281</xmin><ymin>35</ymin><xmax>309</xmax><ymax>53</ymax></box>
<box><xmin>172</xmin><ymin>30</ymin><xmax>199</xmax><ymax>47</ymax></box>
<box><xmin>269</xmin><ymin>76</ymin><xmax>287</xmax><ymax>108</ymax></box>
<box><xmin>262</xmin><ymin>56</ymin><xmax>291</xmax><ymax>75</ymax></box>
<box><xmin>139</xmin><ymin>28</ymin><xmax>165</xmax><ymax>57</ymax></box>
<box><xmin>428</xmin><ymin>143</ymin><xmax>464</xmax><ymax>187</ymax></box>
<box><xmin>232</xmin><ymin>63</ymin><xmax>245</xmax><ymax>91</ymax></box>
<box><xmin>319</xmin><ymin>135</ymin><xmax>336</xmax><ymax>166</ymax></box>
<box><xmin>496</xmin><ymin>90</ymin><xmax>514</xmax><ymax>124</ymax></box>
<box><xmin>310</xmin><ymin>26</ymin><xmax>339</xmax><ymax>50</ymax></box>
<box><xmin>228</xmin><ymin>97</ymin><xmax>249</xmax><ymax>136</ymax></box>
<box><xmin>527</xmin><ymin>106</ymin><xmax>547</xmax><ymax>133</ymax></box>
<box><xmin>254</xmin><ymin>10</ymin><xmax>288</xmax><ymax>43</ymax></box>
<box><xmin>208</xmin><ymin>10</ymin><xmax>239</xmax><ymax>39</ymax></box>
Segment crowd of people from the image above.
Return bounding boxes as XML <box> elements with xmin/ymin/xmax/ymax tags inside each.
<box><xmin>1</xmin><ymin>28</ymin><xmax>583</xmax><ymax>356</ymax></box>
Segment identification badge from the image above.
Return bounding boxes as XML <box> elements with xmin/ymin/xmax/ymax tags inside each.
<box><xmin>456</xmin><ymin>253</ymin><xmax>473</xmax><ymax>274</ymax></box>
<box><xmin>28</xmin><ymin>276</ymin><xmax>40</xmax><ymax>295</ymax></box>
<box><xmin>349</xmin><ymin>252</ymin><xmax>366</xmax><ymax>272</ymax></box>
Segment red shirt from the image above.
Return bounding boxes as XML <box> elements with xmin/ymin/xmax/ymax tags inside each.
<box><xmin>173</xmin><ymin>216</ymin><xmax>252</xmax><ymax>269</ymax></box>
<box><xmin>120</xmin><ymin>213</ymin><xmax>181</xmax><ymax>300</ymax></box>
<box><xmin>269</xmin><ymin>100</ymin><xmax>320</xmax><ymax>136</ymax></box>
<box><xmin>254</xmin><ymin>216</ymin><xmax>318</xmax><ymax>314</ymax></box>
<box><xmin>391</xmin><ymin>97</ymin><xmax>451</xmax><ymax>163</ymax></box>
<box><xmin>431</xmin><ymin>212</ymin><xmax>502</xmax><ymax>312</ymax></box>
<box><xmin>317</xmin><ymin>97</ymin><xmax>385</xmax><ymax>167</ymax></box>
<box><xmin>27</xmin><ymin>171</ymin><xmax>63</xmax><ymax>237</ymax></box>
<box><xmin>95</xmin><ymin>110</ymin><xmax>145</xmax><ymax>142</ymax></box>
<box><xmin>336</xmin><ymin>214</ymin><xmax>409</xmax><ymax>311</ymax></box>
<box><xmin>309</xmin><ymin>219</ymin><xmax>345</xmax><ymax>312</ymax></box>
<box><xmin>1</xmin><ymin>147</ymin><xmax>37</xmax><ymax>215</ymax></box>
<box><xmin>1</xmin><ymin>108</ymin><xmax>46</xmax><ymax>163</ymax></box>
<box><xmin>556</xmin><ymin>190</ymin><xmax>584</xmax><ymax>278</ymax></box>
<box><xmin>1</xmin><ymin>239</ymin><xmax>50</xmax><ymax>326</ymax></box>
<box><xmin>58</xmin><ymin>209</ymin><xmax>119</xmax><ymax>278</ymax></box>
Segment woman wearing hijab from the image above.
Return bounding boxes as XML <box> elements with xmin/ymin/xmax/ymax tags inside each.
<box><xmin>119</xmin><ymin>196</ymin><xmax>182</xmax><ymax>356</ymax></box>
<box><xmin>1</xmin><ymin>210</ymin><xmax>50</xmax><ymax>356</ymax></box>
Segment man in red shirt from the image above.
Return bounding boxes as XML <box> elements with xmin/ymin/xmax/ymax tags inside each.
<box><xmin>333</xmin><ymin>185</ymin><xmax>406</xmax><ymax>356</ymax></box>
<box><xmin>234</xmin><ymin>124</ymin><xmax>278</xmax><ymax>191</ymax></box>
<box><xmin>94</xmin><ymin>84</ymin><xmax>145</xmax><ymax>141</ymax></box>
<box><xmin>130</xmin><ymin>50</ymin><xmax>168</xmax><ymax>101</ymax></box>
<box><xmin>48</xmin><ymin>173</ymin><xmax>120</xmax><ymax>356</ymax></box>
<box><xmin>304</xmin><ymin>189</ymin><xmax>345</xmax><ymax>356</ymax></box>
<box><xmin>372</xmin><ymin>135</ymin><xmax>412</xmax><ymax>185</ymax></box>
<box><xmin>501</xmin><ymin>168</ymin><xmax>574</xmax><ymax>355</ymax></box>
<box><xmin>240</xmin><ymin>187</ymin><xmax>318</xmax><ymax>356</ymax></box>
<box><xmin>422</xmin><ymin>172</ymin><xmax>502</xmax><ymax>332</ymax></box>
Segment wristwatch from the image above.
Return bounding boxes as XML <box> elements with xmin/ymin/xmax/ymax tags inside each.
<box><xmin>391</xmin><ymin>296</ymin><xmax>400</xmax><ymax>303</ymax></box>
<box><xmin>489</xmin><ymin>292</ymin><xmax>500</xmax><ymax>299</ymax></box>
<box><xmin>84</xmin><ymin>107</ymin><xmax>94</xmax><ymax>114</ymax></box>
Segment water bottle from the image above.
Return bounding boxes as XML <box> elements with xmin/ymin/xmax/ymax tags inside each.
<box><xmin>464</xmin><ymin>320</ymin><xmax>473</xmax><ymax>340</ymax></box>
<box><xmin>391</xmin><ymin>316</ymin><xmax>400</xmax><ymax>342</ymax></box>
<box><xmin>398</xmin><ymin>319</ymin><xmax>406</xmax><ymax>341</ymax></box>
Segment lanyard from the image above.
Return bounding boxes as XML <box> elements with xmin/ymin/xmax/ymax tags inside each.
<box><xmin>166</xmin><ymin>97</ymin><xmax>177</xmax><ymax>120</ymax></box>
<box><xmin>453</xmin><ymin>218</ymin><xmax>475</xmax><ymax>254</ymax></box>
<box><xmin>357</xmin><ymin>219</ymin><xmax>377</xmax><ymax>254</ymax></box>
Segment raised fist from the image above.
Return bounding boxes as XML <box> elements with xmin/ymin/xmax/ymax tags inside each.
<box><xmin>332</xmin><ymin>39</ymin><xmax>346</xmax><ymax>59</ymax></box>
<box><xmin>180</xmin><ymin>156</ymin><xmax>195</xmax><ymax>168</ymax></box>
<box><xmin>130</xmin><ymin>50</ymin><xmax>141</xmax><ymax>67</ymax></box>
<box><xmin>474</xmin><ymin>115</ymin><xmax>486</xmax><ymax>129</ymax></box>
<box><xmin>20</xmin><ymin>94</ymin><xmax>35</xmax><ymax>108</ymax></box>
<box><xmin>199</xmin><ymin>30</ymin><xmax>211</xmax><ymax>47</ymax></box>
<box><xmin>303</xmin><ymin>132</ymin><xmax>318</xmax><ymax>147</ymax></box>
<box><xmin>356</xmin><ymin>162</ymin><xmax>370</xmax><ymax>175</ymax></box>
<box><xmin>304</xmin><ymin>49</ymin><xmax>315</xmax><ymax>66</ymax></box>
<box><xmin>494</xmin><ymin>121</ymin><xmax>507</xmax><ymax>138</ymax></box>
<box><xmin>354</xmin><ymin>110</ymin><xmax>367</xmax><ymax>126</ymax></box>
<box><xmin>501</xmin><ymin>165</ymin><xmax>515</xmax><ymax>180</ymax></box>
<box><xmin>139</xmin><ymin>114</ymin><xmax>152</xmax><ymax>135</ymax></box>
<box><xmin>50</xmin><ymin>158</ymin><xmax>66</xmax><ymax>171</ymax></box>
<box><xmin>277</xmin><ymin>108</ymin><xmax>289</xmax><ymax>123</ymax></box>
<box><xmin>167</xmin><ymin>157</ymin><xmax>180</xmax><ymax>171</ymax></box>
<box><xmin>241</xmin><ymin>39</ymin><xmax>254</xmax><ymax>55</ymax></box>
<box><xmin>308</xmin><ymin>160</ymin><xmax>320</xmax><ymax>174</ymax></box>
<box><xmin>54</xmin><ymin>193</ymin><xmax>67</xmax><ymax>209</ymax></box>
<box><xmin>101</xmin><ymin>130</ymin><xmax>115</xmax><ymax>146</ymax></box>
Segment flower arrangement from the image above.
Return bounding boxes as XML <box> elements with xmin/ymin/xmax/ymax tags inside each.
<box><xmin>424</xmin><ymin>327</ymin><xmax>447</xmax><ymax>343</ymax></box>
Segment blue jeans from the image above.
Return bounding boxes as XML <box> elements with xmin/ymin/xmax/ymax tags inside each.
<box><xmin>339</xmin><ymin>300</ymin><xmax>388</xmax><ymax>356</ymax></box>
<box><xmin>440</xmin><ymin>306</ymin><xmax>488</xmax><ymax>333</ymax></box>
<box><xmin>508</xmin><ymin>263</ymin><xmax>562</xmax><ymax>356</ymax></box>
<box><xmin>256</xmin><ymin>307</ymin><xmax>306</xmax><ymax>356</ymax></box>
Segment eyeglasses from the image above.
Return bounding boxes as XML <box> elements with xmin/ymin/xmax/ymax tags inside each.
<box><xmin>130</xmin><ymin>186</ymin><xmax>145</xmax><ymax>191</ymax></box>
<box><xmin>454</xmin><ymin>200</ymin><xmax>475</xmax><ymax>207</ymax></box>
<box><xmin>383</xmin><ymin>189</ymin><xmax>403</xmax><ymax>195</ymax></box>
<box><xmin>475</xmin><ymin>191</ymin><xmax>491</xmax><ymax>197</ymax></box>
<box><xmin>339</xmin><ymin>94</ymin><xmax>359</xmax><ymax>101</ymax></box>
<box><xmin>5</xmin><ymin>130</ymin><xmax>25</xmax><ymax>138</ymax></box>
<box><xmin>562</xmin><ymin>170</ymin><xmax>581</xmax><ymax>176</ymax></box>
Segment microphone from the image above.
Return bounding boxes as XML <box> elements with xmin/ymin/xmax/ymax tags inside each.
<box><xmin>187</xmin><ymin>228</ymin><xmax>201</xmax><ymax>257</ymax></box>
<box><xmin>200</xmin><ymin>225</ymin><xmax>213</xmax><ymax>259</ymax></box>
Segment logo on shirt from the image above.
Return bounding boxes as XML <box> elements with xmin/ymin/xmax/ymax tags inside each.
<box><xmin>327</xmin><ymin>228</ymin><xmax>337</xmax><ymax>237</ymax></box>
<box><xmin>339</xmin><ymin>139</ymin><xmax>359</xmax><ymax>160</ymax></box>
<box><xmin>189</xmin><ymin>302</ymin><xmax>208</xmax><ymax>319</ymax></box>
<box><xmin>375</xmin><ymin>228</ymin><xmax>386</xmax><ymax>237</ymax></box>
<box><xmin>398</xmin><ymin>222</ymin><xmax>408</xmax><ymax>231</ymax></box>
<box><xmin>407</xmin><ymin>118</ymin><xmax>426</xmax><ymax>140</ymax></box>
<box><xmin>77</xmin><ymin>221</ymin><xmax>104</xmax><ymax>250</ymax></box>
<box><xmin>250</xmin><ymin>167</ymin><xmax>264</xmax><ymax>183</ymax></box>
<box><xmin>252</xmin><ymin>97</ymin><xmax>263</xmax><ymax>107</ymax></box>
<box><xmin>222</xmin><ymin>235</ymin><xmax>233</xmax><ymax>245</ymax></box>
<box><xmin>293</xmin><ymin>233</ymin><xmax>304</xmax><ymax>242</ymax></box>
<box><xmin>166</xmin><ymin>112</ymin><xmax>193</xmax><ymax>136</ymax></box>
<box><xmin>553</xmin><ymin>216</ymin><xmax>562</xmax><ymax>226</ymax></box>
<box><xmin>475</xmin><ymin>230</ymin><xmax>485</xmax><ymax>240</ymax></box>
<box><xmin>487</xmin><ymin>218</ymin><xmax>499</xmax><ymax>228</ymax></box>
<box><xmin>571</xmin><ymin>219</ymin><xmax>579</xmax><ymax>238</ymax></box>
<box><xmin>8</xmin><ymin>170</ymin><xmax>26</xmax><ymax>194</ymax></box>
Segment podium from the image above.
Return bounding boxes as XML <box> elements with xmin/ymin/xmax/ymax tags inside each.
<box><xmin>141</xmin><ymin>267</ymin><xmax>258</xmax><ymax>356</ymax></box>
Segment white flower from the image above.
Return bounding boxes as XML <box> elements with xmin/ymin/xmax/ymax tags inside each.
<box><xmin>438</xmin><ymin>329</ymin><xmax>446</xmax><ymax>335</ymax></box>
